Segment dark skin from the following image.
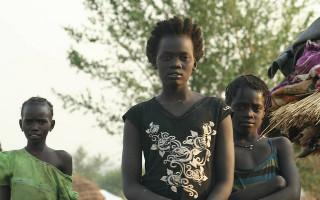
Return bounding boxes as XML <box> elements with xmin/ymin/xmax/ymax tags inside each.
<box><xmin>0</xmin><ymin>104</ymin><xmax>73</xmax><ymax>200</ymax></box>
<box><xmin>229</xmin><ymin>87</ymin><xmax>301</xmax><ymax>200</ymax></box>
<box><xmin>122</xmin><ymin>35</ymin><xmax>234</xmax><ymax>200</ymax></box>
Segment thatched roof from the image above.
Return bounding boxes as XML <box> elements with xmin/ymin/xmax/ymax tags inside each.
<box><xmin>72</xmin><ymin>173</ymin><xmax>105</xmax><ymax>200</ymax></box>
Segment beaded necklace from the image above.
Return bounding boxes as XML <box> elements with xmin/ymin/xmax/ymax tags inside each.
<box><xmin>234</xmin><ymin>136</ymin><xmax>264</xmax><ymax>150</ymax></box>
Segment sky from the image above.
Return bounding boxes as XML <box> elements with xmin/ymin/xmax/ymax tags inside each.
<box><xmin>0</xmin><ymin>0</ymin><xmax>319</xmax><ymax>169</ymax></box>
<box><xmin>0</xmin><ymin>0</ymin><xmax>123</xmax><ymax>167</ymax></box>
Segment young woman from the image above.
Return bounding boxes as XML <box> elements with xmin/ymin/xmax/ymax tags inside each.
<box><xmin>121</xmin><ymin>16</ymin><xmax>234</xmax><ymax>200</ymax></box>
<box><xmin>225</xmin><ymin>75</ymin><xmax>301</xmax><ymax>200</ymax></box>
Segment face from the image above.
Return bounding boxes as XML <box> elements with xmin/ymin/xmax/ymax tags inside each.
<box><xmin>231</xmin><ymin>87</ymin><xmax>265</xmax><ymax>136</ymax></box>
<box><xmin>155</xmin><ymin>35</ymin><xmax>195</xmax><ymax>87</ymax></box>
<box><xmin>19</xmin><ymin>104</ymin><xmax>54</xmax><ymax>144</ymax></box>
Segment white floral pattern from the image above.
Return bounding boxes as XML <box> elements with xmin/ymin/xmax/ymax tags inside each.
<box><xmin>145</xmin><ymin>121</ymin><xmax>216</xmax><ymax>199</ymax></box>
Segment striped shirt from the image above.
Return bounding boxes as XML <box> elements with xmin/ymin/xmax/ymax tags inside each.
<box><xmin>233</xmin><ymin>138</ymin><xmax>280</xmax><ymax>192</ymax></box>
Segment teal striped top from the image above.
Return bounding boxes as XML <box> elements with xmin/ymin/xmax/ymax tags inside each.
<box><xmin>232</xmin><ymin>138</ymin><xmax>280</xmax><ymax>192</ymax></box>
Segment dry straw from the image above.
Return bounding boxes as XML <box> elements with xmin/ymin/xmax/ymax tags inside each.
<box><xmin>260</xmin><ymin>92</ymin><xmax>320</xmax><ymax>156</ymax></box>
<box><xmin>261</xmin><ymin>92</ymin><xmax>320</xmax><ymax>136</ymax></box>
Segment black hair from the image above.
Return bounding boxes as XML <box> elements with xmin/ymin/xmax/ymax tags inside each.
<box><xmin>21</xmin><ymin>97</ymin><xmax>54</xmax><ymax>118</ymax></box>
<box><xmin>146</xmin><ymin>16</ymin><xmax>204</xmax><ymax>67</ymax></box>
<box><xmin>225</xmin><ymin>74</ymin><xmax>271</xmax><ymax>115</ymax></box>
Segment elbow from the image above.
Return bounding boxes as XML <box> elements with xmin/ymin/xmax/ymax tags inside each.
<box><xmin>122</xmin><ymin>182</ymin><xmax>144</xmax><ymax>200</ymax></box>
<box><xmin>274</xmin><ymin>175</ymin><xmax>286</xmax><ymax>190</ymax></box>
<box><xmin>285</xmin><ymin>183</ymin><xmax>301</xmax><ymax>200</ymax></box>
<box><xmin>290</xmin><ymin>186</ymin><xmax>301</xmax><ymax>200</ymax></box>
<box><xmin>122</xmin><ymin>183</ymin><xmax>135</xmax><ymax>199</ymax></box>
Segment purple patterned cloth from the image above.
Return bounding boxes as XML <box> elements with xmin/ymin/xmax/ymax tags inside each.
<box><xmin>290</xmin><ymin>40</ymin><xmax>320</xmax><ymax>80</ymax></box>
<box><xmin>270</xmin><ymin>40</ymin><xmax>320</xmax><ymax>93</ymax></box>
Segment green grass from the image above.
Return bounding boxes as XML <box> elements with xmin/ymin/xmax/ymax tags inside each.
<box><xmin>294</xmin><ymin>146</ymin><xmax>320</xmax><ymax>198</ymax></box>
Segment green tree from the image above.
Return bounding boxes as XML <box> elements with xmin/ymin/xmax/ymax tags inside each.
<box><xmin>72</xmin><ymin>146</ymin><xmax>124</xmax><ymax>198</ymax></box>
<box><xmin>54</xmin><ymin>0</ymin><xmax>314</xmax><ymax>134</ymax></box>
<box><xmin>73</xmin><ymin>146</ymin><xmax>109</xmax><ymax>184</ymax></box>
<box><xmin>98</xmin><ymin>168</ymin><xmax>124</xmax><ymax>198</ymax></box>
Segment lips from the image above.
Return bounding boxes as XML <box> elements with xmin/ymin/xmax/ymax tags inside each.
<box><xmin>239</xmin><ymin>121</ymin><xmax>254</xmax><ymax>127</ymax></box>
<box><xmin>29</xmin><ymin>134</ymin><xmax>40</xmax><ymax>139</ymax></box>
<box><xmin>168</xmin><ymin>72</ymin><xmax>182</xmax><ymax>78</ymax></box>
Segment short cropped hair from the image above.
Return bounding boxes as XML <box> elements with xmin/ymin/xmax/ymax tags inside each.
<box><xmin>146</xmin><ymin>16</ymin><xmax>204</xmax><ymax>67</ymax></box>
<box><xmin>21</xmin><ymin>97</ymin><xmax>54</xmax><ymax>118</ymax></box>
<box><xmin>225</xmin><ymin>75</ymin><xmax>271</xmax><ymax>115</ymax></box>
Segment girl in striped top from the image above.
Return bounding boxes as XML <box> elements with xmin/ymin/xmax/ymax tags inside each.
<box><xmin>225</xmin><ymin>75</ymin><xmax>301</xmax><ymax>200</ymax></box>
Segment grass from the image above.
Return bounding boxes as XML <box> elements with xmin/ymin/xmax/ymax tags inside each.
<box><xmin>294</xmin><ymin>146</ymin><xmax>320</xmax><ymax>198</ymax></box>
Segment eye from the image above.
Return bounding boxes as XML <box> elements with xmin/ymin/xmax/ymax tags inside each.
<box><xmin>235</xmin><ymin>105</ymin><xmax>245</xmax><ymax>110</ymax></box>
<box><xmin>160</xmin><ymin>55</ymin><xmax>171</xmax><ymax>61</ymax></box>
<box><xmin>180</xmin><ymin>55</ymin><xmax>190</xmax><ymax>61</ymax></box>
<box><xmin>253</xmin><ymin>106</ymin><xmax>263</xmax><ymax>112</ymax></box>
<box><xmin>38</xmin><ymin>120</ymin><xmax>48</xmax><ymax>125</ymax></box>
<box><xmin>24</xmin><ymin>120</ymin><xmax>33</xmax><ymax>125</ymax></box>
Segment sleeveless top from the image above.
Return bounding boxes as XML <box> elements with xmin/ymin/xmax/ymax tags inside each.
<box><xmin>123</xmin><ymin>97</ymin><xmax>232</xmax><ymax>200</ymax></box>
<box><xmin>0</xmin><ymin>149</ymin><xmax>79</xmax><ymax>200</ymax></box>
<box><xmin>232</xmin><ymin>138</ymin><xmax>280</xmax><ymax>192</ymax></box>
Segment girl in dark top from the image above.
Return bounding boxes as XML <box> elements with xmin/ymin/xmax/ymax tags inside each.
<box><xmin>121</xmin><ymin>16</ymin><xmax>234</xmax><ymax>200</ymax></box>
<box><xmin>225</xmin><ymin>75</ymin><xmax>301</xmax><ymax>200</ymax></box>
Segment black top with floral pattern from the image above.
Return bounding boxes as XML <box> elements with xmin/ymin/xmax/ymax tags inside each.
<box><xmin>123</xmin><ymin>97</ymin><xmax>232</xmax><ymax>200</ymax></box>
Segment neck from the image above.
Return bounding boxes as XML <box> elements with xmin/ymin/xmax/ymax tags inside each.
<box><xmin>234</xmin><ymin>131</ymin><xmax>259</xmax><ymax>143</ymax></box>
<box><xmin>25</xmin><ymin>142</ymin><xmax>48</xmax><ymax>153</ymax></box>
<box><xmin>160</xmin><ymin>85</ymin><xmax>192</xmax><ymax>102</ymax></box>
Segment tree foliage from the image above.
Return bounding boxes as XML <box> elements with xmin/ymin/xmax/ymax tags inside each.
<box><xmin>72</xmin><ymin>146</ymin><xmax>124</xmax><ymax>197</ymax></box>
<box><xmin>55</xmin><ymin>0</ymin><xmax>314</xmax><ymax>134</ymax></box>
<box><xmin>73</xmin><ymin>146</ymin><xmax>109</xmax><ymax>183</ymax></box>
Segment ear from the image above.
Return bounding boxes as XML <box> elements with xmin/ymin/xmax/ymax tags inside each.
<box><xmin>152</xmin><ymin>63</ymin><xmax>158</xmax><ymax>69</ymax></box>
<box><xmin>19</xmin><ymin>119</ymin><xmax>23</xmax><ymax>131</ymax></box>
<box><xmin>50</xmin><ymin>120</ymin><xmax>55</xmax><ymax>132</ymax></box>
<box><xmin>193</xmin><ymin>60</ymin><xmax>197</xmax><ymax>71</ymax></box>
<box><xmin>262</xmin><ymin>109</ymin><xmax>266</xmax><ymax>120</ymax></box>
<box><xmin>152</xmin><ymin>57</ymin><xmax>157</xmax><ymax>69</ymax></box>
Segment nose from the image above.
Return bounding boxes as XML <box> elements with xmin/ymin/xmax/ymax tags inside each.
<box><xmin>30</xmin><ymin>123</ymin><xmax>40</xmax><ymax>131</ymax></box>
<box><xmin>169</xmin><ymin>57</ymin><xmax>182</xmax><ymax>69</ymax></box>
<box><xmin>243</xmin><ymin>108</ymin><xmax>254</xmax><ymax>118</ymax></box>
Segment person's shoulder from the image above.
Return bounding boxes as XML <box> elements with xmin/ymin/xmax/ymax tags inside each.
<box><xmin>128</xmin><ymin>97</ymin><xmax>156</xmax><ymax>109</ymax></box>
<box><xmin>53</xmin><ymin>150</ymin><xmax>73</xmax><ymax>175</ymax></box>
<box><xmin>0</xmin><ymin>149</ymin><xmax>22</xmax><ymax>156</ymax></box>
<box><xmin>54</xmin><ymin>150</ymin><xmax>72</xmax><ymax>163</ymax></box>
<box><xmin>270</xmin><ymin>136</ymin><xmax>291</xmax><ymax>145</ymax></box>
<box><xmin>270</xmin><ymin>136</ymin><xmax>293</xmax><ymax>152</ymax></box>
<box><xmin>202</xmin><ymin>96</ymin><xmax>222</xmax><ymax>105</ymax></box>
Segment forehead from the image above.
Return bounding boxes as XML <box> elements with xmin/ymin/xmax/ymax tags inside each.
<box><xmin>232</xmin><ymin>87</ymin><xmax>265</xmax><ymax>105</ymax></box>
<box><xmin>22</xmin><ymin>104</ymin><xmax>51</xmax><ymax>118</ymax></box>
<box><xmin>157</xmin><ymin>35</ymin><xmax>193</xmax><ymax>54</ymax></box>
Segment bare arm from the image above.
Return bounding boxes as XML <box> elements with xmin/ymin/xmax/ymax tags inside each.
<box><xmin>57</xmin><ymin>150</ymin><xmax>73</xmax><ymax>176</ymax></box>
<box><xmin>229</xmin><ymin>175</ymin><xmax>286</xmax><ymax>200</ymax></box>
<box><xmin>0</xmin><ymin>186</ymin><xmax>10</xmax><ymax>200</ymax></box>
<box><xmin>259</xmin><ymin>137</ymin><xmax>301</xmax><ymax>200</ymax></box>
<box><xmin>122</xmin><ymin>119</ymin><xmax>170</xmax><ymax>200</ymax></box>
<box><xmin>207</xmin><ymin>115</ymin><xmax>234</xmax><ymax>200</ymax></box>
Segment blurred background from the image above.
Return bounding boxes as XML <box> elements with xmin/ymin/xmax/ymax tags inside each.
<box><xmin>0</xmin><ymin>0</ymin><xmax>319</xmax><ymax>199</ymax></box>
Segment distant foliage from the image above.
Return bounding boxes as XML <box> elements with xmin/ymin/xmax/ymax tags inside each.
<box><xmin>55</xmin><ymin>0</ymin><xmax>314</xmax><ymax>134</ymax></box>
<box><xmin>294</xmin><ymin>146</ymin><xmax>320</xmax><ymax>198</ymax></box>
<box><xmin>73</xmin><ymin>146</ymin><xmax>109</xmax><ymax>184</ymax></box>
<box><xmin>97</xmin><ymin>168</ymin><xmax>124</xmax><ymax>198</ymax></box>
<box><xmin>72</xmin><ymin>146</ymin><xmax>124</xmax><ymax>198</ymax></box>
